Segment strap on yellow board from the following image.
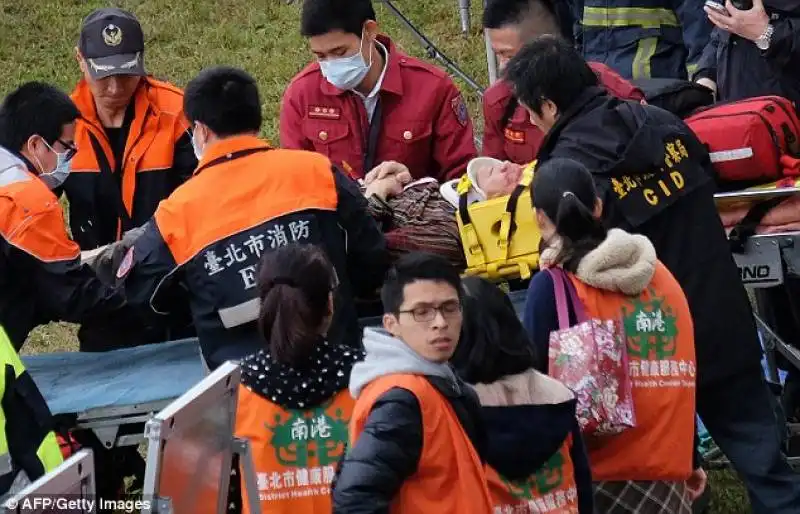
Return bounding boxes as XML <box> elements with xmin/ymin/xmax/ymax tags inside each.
<box><xmin>462</xmin><ymin>224</ymin><xmax>486</xmax><ymax>266</ymax></box>
<box><xmin>498</xmin><ymin>211</ymin><xmax>512</xmax><ymax>259</ymax></box>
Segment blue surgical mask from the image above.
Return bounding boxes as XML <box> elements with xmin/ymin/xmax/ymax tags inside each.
<box><xmin>37</xmin><ymin>141</ymin><xmax>72</xmax><ymax>189</ymax></box>
<box><xmin>319</xmin><ymin>31</ymin><xmax>373</xmax><ymax>91</ymax></box>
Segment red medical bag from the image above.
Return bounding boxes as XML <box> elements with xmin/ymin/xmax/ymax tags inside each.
<box><xmin>685</xmin><ymin>96</ymin><xmax>800</xmax><ymax>183</ymax></box>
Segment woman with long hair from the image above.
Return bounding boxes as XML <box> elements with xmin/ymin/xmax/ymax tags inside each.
<box><xmin>451</xmin><ymin>276</ymin><xmax>594</xmax><ymax>513</ymax></box>
<box><xmin>234</xmin><ymin>243</ymin><xmax>363</xmax><ymax>514</ymax></box>
<box><xmin>523</xmin><ymin>158</ymin><xmax>702</xmax><ymax>513</ymax></box>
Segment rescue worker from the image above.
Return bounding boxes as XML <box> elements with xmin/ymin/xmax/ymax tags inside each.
<box><xmin>0</xmin><ymin>325</ymin><xmax>63</xmax><ymax>498</ymax></box>
<box><xmin>113</xmin><ymin>66</ymin><xmax>388</xmax><ymax>371</ymax></box>
<box><xmin>504</xmin><ymin>35</ymin><xmax>800</xmax><ymax>513</ymax></box>
<box><xmin>65</xmin><ymin>7</ymin><xmax>197</xmax><ymax>352</ymax></box>
<box><xmin>571</xmin><ymin>0</ymin><xmax>712</xmax><ymax>79</ymax></box>
<box><xmin>235</xmin><ymin>244</ymin><xmax>363</xmax><ymax>514</ymax></box>
<box><xmin>333</xmin><ymin>253</ymin><xmax>492</xmax><ymax>513</ymax></box>
<box><xmin>482</xmin><ymin>0</ymin><xmax>646</xmax><ymax>165</ymax></box>
<box><xmin>0</xmin><ymin>82</ymin><xmax>126</xmax><ymax>351</ymax></box>
<box><xmin>695</xmin><ymin>0</ymin><xmax>800</xmax><ymax>106</ymax></box>
<box><xmin>280</xmin><ymin>0</ymin><xmax>476</xmax><ymax>182</ymax></box>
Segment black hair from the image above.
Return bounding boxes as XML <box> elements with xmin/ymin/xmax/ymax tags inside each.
<box><xmin>451</xmin><ymin>276</ymin><xmax>537</xmax><ymax>384</ymax></box>
<box><xmin>0</xmin><ymin>82</ymin><xmax>80</xmax><ymax>152</ymax></box>
<box><xmin>504</xmin><ymin>35</ymin><xmax>598</xmax><ymax>117</ymax></box>
<box><xmin>257</xmin><ymin>244</ymin><xmax>336</xmax><ymax>367</ymax></box>
<box><xmin>531</xmin><ymin>158</ymin><xmax>608</xmax><ymax>272</ymax></box>
<box><xmin>184</xmin><ymin>66</ymin><xmax>262</xmax><ymax>137</ymax></box>
<box><xmin>301</xmin><ymin>0</ymin><xmax>376</xmax><ymax>37</ymax></box>
<box><xmin>483</xmin><ymin>0</ymin><xmax>558</xmax><ymax>31</ymax></box>
<box><xmin>381</xmin><ymin>252</ymin><xmax>463</xmax><ymax>315</ymax></box>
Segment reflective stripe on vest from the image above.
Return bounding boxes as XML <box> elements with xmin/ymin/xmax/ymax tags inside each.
<box><xmin>582</xmin><ymin>6</ymin><xmax>679</xmax><ymax>79</ymax></box>
<box><xmin>582</xmin><ymin>7</ymin><xmax>679</xmax><ymax>29</ymax></box>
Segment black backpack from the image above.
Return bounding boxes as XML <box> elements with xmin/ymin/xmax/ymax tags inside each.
<box><xmin>631</xmin><ymin>78</ymin><xmax>715</xmax><ymax>119</ymax></box>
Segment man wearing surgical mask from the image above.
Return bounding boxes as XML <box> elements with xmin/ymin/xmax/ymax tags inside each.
<box><xmin>0</xmin><ymin>82</ymin><xmax>126</xmax><ymax>351</ymax></box>
<box><xmin>280</xmin><ymin>0</ymin><xmax>477</xmax><ymax>183</ymax></box>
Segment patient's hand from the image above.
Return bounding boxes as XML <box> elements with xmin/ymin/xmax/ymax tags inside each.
<box><xmin>365</xmin><ymin>161</ymin><xmax>410</xmax><ymax>185</ymax></box>
<box><xmin>365</xmin><ymin>173</ymin><xmax>409</xmax><ymax>201</ymax></box>
<box><xmin>476</xmin><ymin>161</ymin><xmax>524</xmax><ymax>199</ymax></box>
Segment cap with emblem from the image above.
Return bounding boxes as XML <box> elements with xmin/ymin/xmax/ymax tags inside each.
<box><xmin>79</xmin><ymin>8</ymin><xmax>146</xmax><ymax>80</ymax></box>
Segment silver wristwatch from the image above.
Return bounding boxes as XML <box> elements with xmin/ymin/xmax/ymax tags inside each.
<box><xmin>755</xmin><ymin>23</ymin><xmax>774</xmax><ymax>51</ymax></box>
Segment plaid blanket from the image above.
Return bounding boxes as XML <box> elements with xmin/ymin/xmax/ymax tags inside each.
<box><xmin>365</xmin><ymin>180</ymin><xmax>464</xmax><ymax>269</ymax></box>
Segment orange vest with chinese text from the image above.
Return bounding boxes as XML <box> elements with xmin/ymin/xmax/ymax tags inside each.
<box><xmin>350</xmin><ymin>374</ymin><xmax>493</xmax><ymax>514</ymax></box>
<box><xmin>235</xmin><ymin>386</ymin><xmax>354</xmax><ymax>514</ymax></box>
<box><xmin>486</xmin><ymin>435</ymin><xmax>579</xmax><ymax>514</ymax></box>
<box><xmin>567</xmin><ymin>264</ymin><xmax>696</xmax><ymax>481</ymax></box>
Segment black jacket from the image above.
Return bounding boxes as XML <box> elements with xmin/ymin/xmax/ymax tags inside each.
<box><xmin>537</xmin><ymin>88</ymin><xmax>763</xmax><ymax>388</ymax></box>
<box><xmin>695</xmin><ymin>4</ymin><xmax>800</xmax><ymax>107</ymax></box>
<box><xmin>332</xmin><ymin>376</ymin><xmax>485</xmax><ymax>513</ymax></box>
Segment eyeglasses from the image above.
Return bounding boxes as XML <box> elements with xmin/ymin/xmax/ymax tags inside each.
<box><xmin>398</xmin><ymin>300</ymin><xmax>462</xmax><ymax>323</ymax></box>
<box><xmin>56</xmin><ymin>139</ymin><xmax>78</xmax><ymax>162</ymax></box>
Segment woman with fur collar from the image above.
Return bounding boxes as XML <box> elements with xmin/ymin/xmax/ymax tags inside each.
<box><xmin>522</xmin><ymin>158</ymin><xmax>704</xmax><ymax>513</ymax></box>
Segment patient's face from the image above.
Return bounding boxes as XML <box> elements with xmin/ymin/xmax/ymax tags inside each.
<box><xmin>476</xmin><ymin>161</ymin><xmax>523</xmax><ymax>199</ymax></box>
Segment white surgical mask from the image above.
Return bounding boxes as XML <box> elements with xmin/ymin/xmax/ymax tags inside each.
<box><xmin>34</xmin><ymin>140</ymin><xmax>72</xmax><ymax>189</ymax></box>
<box><xmin>319</xmin><ymin>31</ymin><xmax>373</xmax><ymax>91</ymax></box>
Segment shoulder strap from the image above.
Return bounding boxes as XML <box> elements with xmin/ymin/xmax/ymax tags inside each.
<box><xmin>728</xmin><ymin>196</ymin><xmax>790</xmax><ymax>253</ymax></box>
<box><xmin>547</xmin><ymin>268</ymin><xmax>587</xmax><ymax>328</ymax></box>
<box><xmin>87</xmin><ymin>132</ymin><xmax>133</xmax><ymax>228</ymax></box>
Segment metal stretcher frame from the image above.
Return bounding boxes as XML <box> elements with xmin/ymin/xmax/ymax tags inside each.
<box><xmin>702</xmin><ymin>189</ymin><xmax>800</xmax><ymax>470</ymax></box>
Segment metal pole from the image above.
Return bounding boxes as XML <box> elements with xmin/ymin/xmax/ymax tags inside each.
<box><xmin>458</xmin><ymin>0</ymin><xmax>470</xmax><ymax>35</ymax></box>
<box><xmin>379</xmin><ymin>0</ymin><xmax>484</xmax><ymax>96</ymax></box>
<box><xmin>485</xmin><ymin>29</ymin><xmax>498</xmax><ymax>84</ymax></box>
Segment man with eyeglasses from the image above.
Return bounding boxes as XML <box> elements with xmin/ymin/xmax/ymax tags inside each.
<box><xmin>0</xmin><ymin>82</ymin><xmax>126</xmax><ymax>351</ymax></box>
<box><xmin>334</xmin><ymin>252</ymin><xmax>493</xmax><ymax>513</ymax></box>
<box><xmin>64</xmin><ymin>7</ymin><xmax>197</xmax><ymax>352</ymax></box>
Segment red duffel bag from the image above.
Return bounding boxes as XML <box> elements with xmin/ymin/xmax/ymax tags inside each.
<box><xmin>685</xmin><ymin>96</ymin><xmax>800</xmax><ymax>183</ymax></box>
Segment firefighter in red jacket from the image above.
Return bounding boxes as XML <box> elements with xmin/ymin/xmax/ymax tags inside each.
<box><xmin>280</xmin><ymin>0</ymin><xmax>476</xmax><ymax>183</ymax></box>
<box><xmin>482</xmin><ymin>0</ymin><xmax>646</xmax><ymax>165</ymax></box>
<box><xmin>113</xmin><ymin>67</ymin><xmax>388</xmax><ymax>371</ymax></box>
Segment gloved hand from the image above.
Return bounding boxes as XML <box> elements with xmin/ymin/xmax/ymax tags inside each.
<box><xmin>91</xmin><ymin>225</ymin><xmax>148</xmax><ymax>284</ymax></box>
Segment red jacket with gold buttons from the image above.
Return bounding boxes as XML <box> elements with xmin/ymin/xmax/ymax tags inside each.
<box><xmin>280</xmin><ymin>35</ymin><xmax>477</xmax><ymax>182</ymax></box>
<box><xmin>482</xmin><ymin>62</ymin><xmax>645</xmax><ymax>165</ymax></box>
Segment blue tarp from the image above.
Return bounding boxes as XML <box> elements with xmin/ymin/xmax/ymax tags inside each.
<box><xmin>22</xmin><ymin>339</ymin><xmax>205</xmax><ymax>416</ymax></box>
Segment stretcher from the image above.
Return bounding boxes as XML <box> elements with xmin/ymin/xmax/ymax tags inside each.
<box><xmin>702</xmin><ymin>183</ymin><xmax>800</xmax><ymax>469</ymax></box>
<box><xmin>22</xmin><ymin>339</ymin><xmax>206</xmax><ymax>450</ymax></box>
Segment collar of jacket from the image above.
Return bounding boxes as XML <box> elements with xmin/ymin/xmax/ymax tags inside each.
<box><xmin>319</xmin><ymin>34</ymin><xmax>404</xmax><ymax>97</ymax></box>
<box><xmin>194</xmin><ymin>134</ymin><xmax>271</xmax><ymax>176</ymax></box>
<box><xmin>71</xmin><ymin>76</ymin><xmax>160</xmax><ymax>135</ymax></box>
<box><xmin>539</xmin><ymin>86</ymin><xmax>608</xmax><ymax>156</ymax></box>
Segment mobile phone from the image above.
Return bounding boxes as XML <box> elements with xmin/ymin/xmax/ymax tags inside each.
<box><xmin>704</xmin><ymin>0</ymin><xmax>730</xmax><ymax>14</ymax></box>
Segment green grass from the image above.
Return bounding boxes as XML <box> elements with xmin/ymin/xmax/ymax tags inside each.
<box><xmin>0</xmin><ymin>1</ymin><xmax>750</xmax><ymax>511</ymax></box>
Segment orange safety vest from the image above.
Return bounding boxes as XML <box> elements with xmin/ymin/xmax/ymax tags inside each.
<box><xmin>350</xmin><ymin>375</ymin><xmax>493</xmax><ymax>514</ymax></box>
<box><xmin>568</xmin><ymin>263</ymin><xmax>696</xmax><ymax>481</ymax></box>
<box><xmin>486</xmin><ymin>435</ymin><xmax>580</xmax><ymax>514</ymax></box>
<box><xmin>235</xmin><ymin>387</ymin><xmax>354</xmax><ymax>514</ymax></box>
<box><xmin>69</xmin><ymin>76</ymin><xmax>189</xmax><ymax>242</ymax></box>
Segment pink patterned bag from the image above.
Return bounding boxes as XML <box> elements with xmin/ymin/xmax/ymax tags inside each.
<box><xmin>546</xmin><ymin>268</ymin><xmax>636</xmax><ymax>436</ymax></box>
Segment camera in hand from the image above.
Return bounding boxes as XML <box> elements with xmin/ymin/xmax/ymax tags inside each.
<box><xmin>731</xmin><ymin>0</ymin><xmax>754</xmax><ymax>9</ymax></box>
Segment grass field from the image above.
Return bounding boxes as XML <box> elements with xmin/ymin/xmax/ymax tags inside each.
<box><xmin>0</xmin><ymin>0</ymin><xmax>751</xmax><ymax>511</ymax></box>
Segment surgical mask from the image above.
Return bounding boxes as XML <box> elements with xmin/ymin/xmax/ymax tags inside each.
<box><xmin>319</xmin><ymin>32</ymin><xmax>373</xmax><ymax>91</ymax></box>
<box><xmin>34</xmin><ymin>141</ymin><xmax>72</xmax><ymax>189</ymax></box>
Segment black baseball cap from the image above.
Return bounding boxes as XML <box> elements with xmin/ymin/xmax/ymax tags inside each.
<box><xmin>79</xmin><ymin>8</ymin><xmax>146</xmax><ymax>80</ymax></box>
